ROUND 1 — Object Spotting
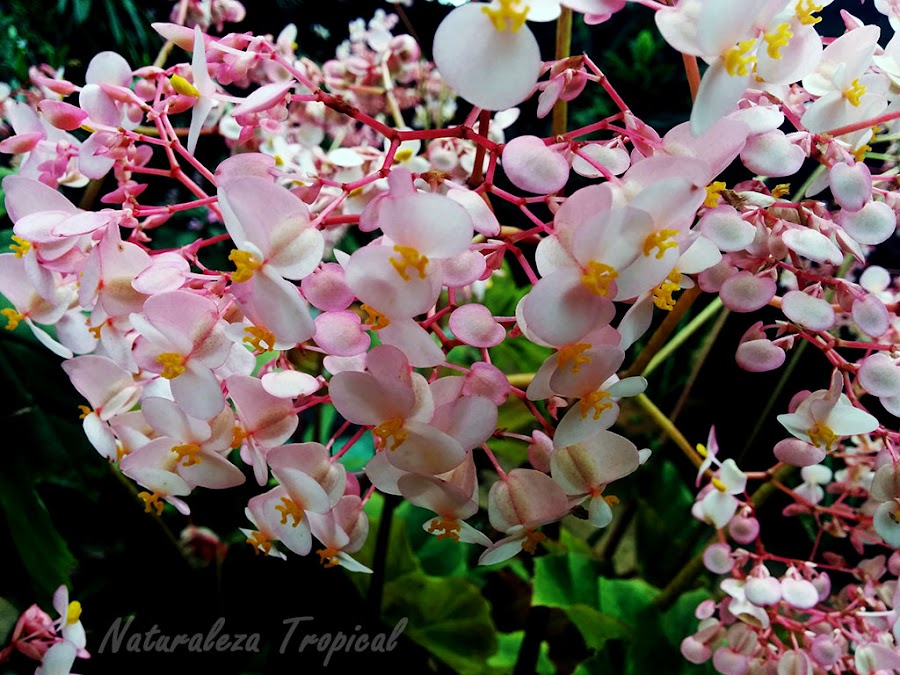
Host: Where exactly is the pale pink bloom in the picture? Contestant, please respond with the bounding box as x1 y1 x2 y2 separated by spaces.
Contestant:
329 345 466 475
131 291 231 420
307 495 372 572
0 253 75 358
479 468 570 565
78 224 151 319
551 429 640 527
268 443 347 510
141 396 235 455
655 0 771 134
778 370 879 452
433 1 542 111
242 486 309 558
870 462 900 547
429 377 499 453
79 51 141 129
801 25 886 135
227 374 299 485
218 175 322 346
521 199 649 345
397 452 492 546
62 355 142 460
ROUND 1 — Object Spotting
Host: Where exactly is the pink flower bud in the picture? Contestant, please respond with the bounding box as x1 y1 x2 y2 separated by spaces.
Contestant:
728 515 759 544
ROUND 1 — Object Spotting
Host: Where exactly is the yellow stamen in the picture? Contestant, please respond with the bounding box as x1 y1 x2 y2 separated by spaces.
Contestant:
763 23 792 60
521 530 546 554
603 494 620 507
389 245 429 281
711 477 728 492
87 321 104 339
557 343 592 374
373 418 408 451
394 148 414 163
704 181 727 208
427 517 461 542
579 390 613 420
138 491 164 516
796 0 822 25
246 530 272 555
581 261 618 296
361 303 391 330
78 405 92 420
317 547 341 568
643 229 679 260
229 249 261 283
653 269 683 311
116 441 127 462
807 422 837 450
232 425 248 448
696 443 708 458
844 79 866 107
1 308 24 331
723 40 757 77
66 601 82 625
172 443 203 467
482 0 530 32
10 235 31 258
170 74 200 97
156 352 186 379
274 497 304 527
853 144 872 162
243 325 276 352
771 183 791 199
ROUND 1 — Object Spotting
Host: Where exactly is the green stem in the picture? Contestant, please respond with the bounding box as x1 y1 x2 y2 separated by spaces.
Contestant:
670 306 731 423
643 297 724 378
552 7 573 137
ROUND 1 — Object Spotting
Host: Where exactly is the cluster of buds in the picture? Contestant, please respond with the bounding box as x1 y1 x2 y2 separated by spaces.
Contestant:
0 0 899 670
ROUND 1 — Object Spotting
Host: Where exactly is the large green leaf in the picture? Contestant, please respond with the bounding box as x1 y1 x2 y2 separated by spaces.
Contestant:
533 554 630 653
382 572 497 675
0 447 75 597
487 631 555 674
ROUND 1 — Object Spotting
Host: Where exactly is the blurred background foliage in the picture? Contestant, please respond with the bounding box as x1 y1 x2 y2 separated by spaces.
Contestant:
0 1 888 674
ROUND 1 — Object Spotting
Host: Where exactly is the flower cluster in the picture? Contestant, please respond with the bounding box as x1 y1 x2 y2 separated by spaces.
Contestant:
1 0 899 671
0 586 87 675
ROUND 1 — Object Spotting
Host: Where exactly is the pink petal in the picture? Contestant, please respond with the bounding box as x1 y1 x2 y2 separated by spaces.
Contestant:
502 135 569 194
838 200 896 246
736 339 785 373
781 291 835 331
449 304 506 348
830 162 871 212
852 293 889 337
432 4 541 111
719 272 776 312
313 310 370 356
488 468 569 532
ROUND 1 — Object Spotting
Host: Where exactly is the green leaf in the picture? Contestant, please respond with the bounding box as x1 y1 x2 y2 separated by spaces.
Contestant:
597 577 659 628
661 588 712 649
533 554 630 653
0 448 75 597
564 604 630 651
487 631 555 674
0 597 21 645
382 572 497 675
533 553 603 609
